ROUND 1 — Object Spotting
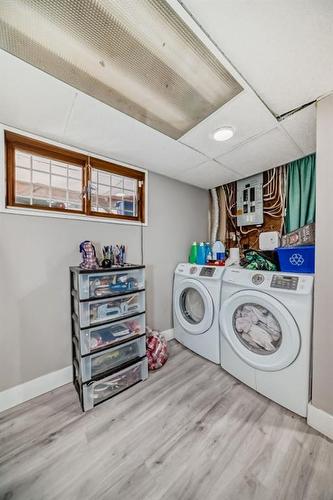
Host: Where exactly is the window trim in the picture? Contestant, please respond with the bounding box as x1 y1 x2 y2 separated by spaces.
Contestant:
87 156 145 222
5 130 146 223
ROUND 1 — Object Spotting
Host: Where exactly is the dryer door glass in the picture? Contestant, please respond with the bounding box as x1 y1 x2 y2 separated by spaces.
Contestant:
180 288 205 324
232 303 282 355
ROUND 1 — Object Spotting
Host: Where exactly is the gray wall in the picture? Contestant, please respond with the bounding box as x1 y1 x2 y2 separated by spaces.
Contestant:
0 172 208 391
311 95 333 415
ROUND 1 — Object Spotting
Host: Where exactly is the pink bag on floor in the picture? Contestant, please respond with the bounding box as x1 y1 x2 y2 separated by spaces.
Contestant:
146 327 168 370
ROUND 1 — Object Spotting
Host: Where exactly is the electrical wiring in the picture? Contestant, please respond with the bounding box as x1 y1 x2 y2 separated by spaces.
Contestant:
263 169 276 199
263 169 274 189
239 226 259 235
264 167 284 216
264 170 275 196
246 233 261 251
223 185 237 224
223 183 241 246
219 164 288 252
264 170 278 202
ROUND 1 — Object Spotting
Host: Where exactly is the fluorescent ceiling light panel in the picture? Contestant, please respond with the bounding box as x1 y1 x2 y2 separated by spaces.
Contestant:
0 0 243 139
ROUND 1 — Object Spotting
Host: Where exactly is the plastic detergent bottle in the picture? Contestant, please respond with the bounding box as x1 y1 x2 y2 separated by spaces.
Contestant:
205 242 212 263
189 242 198 264
196 242 206 265
212 240 225 261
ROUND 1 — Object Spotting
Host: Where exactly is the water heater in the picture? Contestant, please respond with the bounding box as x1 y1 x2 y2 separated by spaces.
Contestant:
236 173 263 226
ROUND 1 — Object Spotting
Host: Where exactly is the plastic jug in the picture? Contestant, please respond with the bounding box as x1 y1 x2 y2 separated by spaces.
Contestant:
196 242 206 265
189 242 198 264
212 240 225 261
205 242 212 263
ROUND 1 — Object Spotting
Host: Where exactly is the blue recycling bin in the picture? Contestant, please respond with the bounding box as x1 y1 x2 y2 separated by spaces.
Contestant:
276 245 315 274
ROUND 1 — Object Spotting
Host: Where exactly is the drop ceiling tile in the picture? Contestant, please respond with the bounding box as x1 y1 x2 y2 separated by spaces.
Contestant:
177 159 239 188
64 91 207 177
181 0 333 115
179 91 276 158
217 127 303 178
0 50 76 138
280 104 316 156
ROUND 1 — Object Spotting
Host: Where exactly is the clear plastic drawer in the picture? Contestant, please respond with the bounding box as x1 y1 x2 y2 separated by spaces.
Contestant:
82 358 148 411
73 291 145 328
74 336 146 382
73 268 145 300
73 313 145 355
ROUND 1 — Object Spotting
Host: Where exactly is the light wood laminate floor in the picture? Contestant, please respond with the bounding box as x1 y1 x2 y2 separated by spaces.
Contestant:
1 340 333 500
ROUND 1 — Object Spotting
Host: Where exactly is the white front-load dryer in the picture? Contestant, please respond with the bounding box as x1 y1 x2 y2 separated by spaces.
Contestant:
173 263 225 364
219 268 314 416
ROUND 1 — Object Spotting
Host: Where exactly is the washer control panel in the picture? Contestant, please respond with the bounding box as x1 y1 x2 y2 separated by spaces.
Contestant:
199 266 216 277
271 274 299 290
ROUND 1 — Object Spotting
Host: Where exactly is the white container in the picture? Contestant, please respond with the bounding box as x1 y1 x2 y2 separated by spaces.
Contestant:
73 313 145 355
74 336 146 382
225 247 240 267
74 291 145 328
259 231 280 250
212 240 226 260
72 268 145 300
80 358 148 411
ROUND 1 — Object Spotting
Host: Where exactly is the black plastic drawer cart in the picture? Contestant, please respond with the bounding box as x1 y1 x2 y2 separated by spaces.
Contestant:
70 265 148 411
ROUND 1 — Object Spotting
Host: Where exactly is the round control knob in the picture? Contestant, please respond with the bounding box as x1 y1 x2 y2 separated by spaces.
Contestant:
252 273 265 285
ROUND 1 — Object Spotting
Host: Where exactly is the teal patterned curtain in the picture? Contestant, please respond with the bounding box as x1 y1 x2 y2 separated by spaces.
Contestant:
285 154 316 233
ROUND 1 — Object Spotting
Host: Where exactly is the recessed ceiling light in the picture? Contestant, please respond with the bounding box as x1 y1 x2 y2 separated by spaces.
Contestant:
212 127 235 141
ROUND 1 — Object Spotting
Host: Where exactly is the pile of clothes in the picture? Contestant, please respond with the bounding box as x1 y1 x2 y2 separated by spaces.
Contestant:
241 250 277 271
234 303 281 353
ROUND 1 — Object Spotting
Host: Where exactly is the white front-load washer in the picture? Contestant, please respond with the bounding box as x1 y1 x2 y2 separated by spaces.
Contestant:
173 263 225 364
219 268 314 416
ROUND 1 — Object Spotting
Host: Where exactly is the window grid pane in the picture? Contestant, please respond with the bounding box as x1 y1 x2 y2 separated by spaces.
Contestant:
14 150 83 211
91 167 138 217
8 133 144 222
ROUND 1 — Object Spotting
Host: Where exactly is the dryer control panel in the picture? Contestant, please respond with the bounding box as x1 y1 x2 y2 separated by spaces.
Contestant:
175 263 224 280
271 274 299 290
199 267 216 277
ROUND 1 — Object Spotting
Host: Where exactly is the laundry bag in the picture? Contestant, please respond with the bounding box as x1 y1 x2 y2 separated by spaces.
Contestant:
146 327 168 370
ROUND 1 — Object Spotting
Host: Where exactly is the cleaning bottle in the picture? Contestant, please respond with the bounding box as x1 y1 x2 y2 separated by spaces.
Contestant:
205 242 212 263
189 242 198 264
196 242 206 265
212 240 226 261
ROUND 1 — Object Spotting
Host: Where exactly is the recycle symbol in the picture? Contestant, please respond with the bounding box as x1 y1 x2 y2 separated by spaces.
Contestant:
289 253 304 266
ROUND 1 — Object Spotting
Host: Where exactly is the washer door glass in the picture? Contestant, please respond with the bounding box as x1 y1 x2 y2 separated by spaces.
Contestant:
233 303 282 355
180 287 205 324
220 290 300 371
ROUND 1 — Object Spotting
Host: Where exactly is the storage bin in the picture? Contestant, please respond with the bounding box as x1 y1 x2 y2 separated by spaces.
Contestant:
73 313 146 355
72 267 145 300
81 358 148 411
74 336 146 382
74 290 145 328
276 245 315 274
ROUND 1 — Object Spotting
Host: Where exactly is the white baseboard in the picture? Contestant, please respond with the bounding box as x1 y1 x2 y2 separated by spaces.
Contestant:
162 328 174 341
308 402 333 440
0 366 72 413
1 330 175 413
